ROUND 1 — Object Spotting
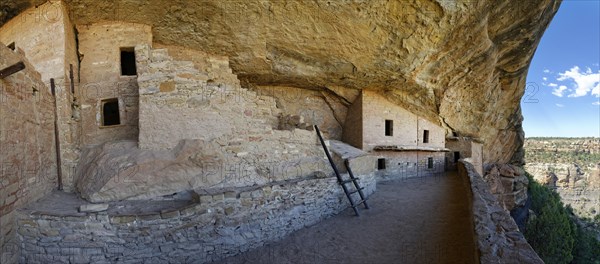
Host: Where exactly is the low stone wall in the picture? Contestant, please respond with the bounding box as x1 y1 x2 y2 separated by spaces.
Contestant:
17 173 376 264
374 151 446 182
458 159 542 264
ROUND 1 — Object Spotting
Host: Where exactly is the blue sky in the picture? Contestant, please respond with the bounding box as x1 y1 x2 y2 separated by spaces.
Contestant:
522 0 600 137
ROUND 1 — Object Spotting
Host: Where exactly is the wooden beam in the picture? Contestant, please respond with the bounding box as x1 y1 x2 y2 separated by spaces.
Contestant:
0 61 25 79
51 78 64 191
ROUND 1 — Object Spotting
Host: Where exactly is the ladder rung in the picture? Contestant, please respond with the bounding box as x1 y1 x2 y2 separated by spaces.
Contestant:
352 199 367 208
348 187 364 195
340 178 359 184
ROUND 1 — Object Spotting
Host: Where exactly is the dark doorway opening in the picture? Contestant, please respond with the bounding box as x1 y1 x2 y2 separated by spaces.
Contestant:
377 158 386 170
454 152 460 162
385 120 393 136
427 157 434 169
423 130 429 143
120 48 137 76
102 98 121 126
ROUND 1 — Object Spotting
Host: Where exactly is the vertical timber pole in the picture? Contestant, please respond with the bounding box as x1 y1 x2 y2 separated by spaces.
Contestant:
51 79 63 190
69 64 75 95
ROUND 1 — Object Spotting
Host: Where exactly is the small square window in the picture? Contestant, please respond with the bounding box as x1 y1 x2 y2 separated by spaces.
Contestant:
385 120 393 136
101 98 121 126
427 157 434 169
120 48 137 76
377 158 386 170
423 130 429 143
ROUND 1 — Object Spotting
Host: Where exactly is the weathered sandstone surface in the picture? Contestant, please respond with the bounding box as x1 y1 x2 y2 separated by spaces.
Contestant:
0 0 561 164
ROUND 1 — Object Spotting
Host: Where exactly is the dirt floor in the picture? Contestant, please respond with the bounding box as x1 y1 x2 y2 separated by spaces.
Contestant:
214 172 479 264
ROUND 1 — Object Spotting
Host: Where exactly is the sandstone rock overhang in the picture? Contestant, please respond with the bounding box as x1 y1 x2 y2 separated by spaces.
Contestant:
0 0 561 164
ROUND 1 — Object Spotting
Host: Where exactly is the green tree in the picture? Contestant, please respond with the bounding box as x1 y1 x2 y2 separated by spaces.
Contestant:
525 196 576 263
572 224 600 264
524 171 600 263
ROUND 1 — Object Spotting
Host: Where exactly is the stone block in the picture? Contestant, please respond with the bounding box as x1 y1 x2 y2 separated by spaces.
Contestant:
212 194 224 201
224 207 235 215
224 191 237 199
60 247 82 255
137 214 161 221
160 210 180 219
70 254 90 264
251 190 263 199
110 216 137 224
39 228 60 237
159 81 175 92
79 204 109 213
200 196 213 204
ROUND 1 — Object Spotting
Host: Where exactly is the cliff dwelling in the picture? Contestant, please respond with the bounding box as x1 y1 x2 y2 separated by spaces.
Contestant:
0 0 561 263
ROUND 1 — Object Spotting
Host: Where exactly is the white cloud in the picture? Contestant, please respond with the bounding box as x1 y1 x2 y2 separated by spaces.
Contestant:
543 77 548 81
556 66 600 97
555 103 564 108
552 85 568 97
592 83 599 97
543 69 551 73
547 83 558 87
593 101 600 106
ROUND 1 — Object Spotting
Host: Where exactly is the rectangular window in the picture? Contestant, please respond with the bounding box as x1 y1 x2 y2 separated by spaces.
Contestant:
427 157 434 169
385 120 393 136
454 152 460 162
423 130 429 143
7 42 15 51
101 98 121 126
377 158 386 170
120 48 137 76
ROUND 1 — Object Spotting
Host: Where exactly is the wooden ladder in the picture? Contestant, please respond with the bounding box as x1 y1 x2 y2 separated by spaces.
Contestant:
314 125 369 216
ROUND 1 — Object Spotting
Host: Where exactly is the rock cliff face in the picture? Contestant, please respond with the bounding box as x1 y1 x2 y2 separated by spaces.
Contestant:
525 138 600 219
482 163 529 211
1 0 561 164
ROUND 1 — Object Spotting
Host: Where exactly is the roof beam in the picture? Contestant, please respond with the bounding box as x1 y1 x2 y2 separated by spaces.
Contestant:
0 61 25 79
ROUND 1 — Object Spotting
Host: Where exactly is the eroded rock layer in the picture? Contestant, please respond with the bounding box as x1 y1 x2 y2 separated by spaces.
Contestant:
1 0 561 164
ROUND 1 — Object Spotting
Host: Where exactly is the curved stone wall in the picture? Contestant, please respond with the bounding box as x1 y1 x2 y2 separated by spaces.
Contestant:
16 173 375 263
458 159 542 263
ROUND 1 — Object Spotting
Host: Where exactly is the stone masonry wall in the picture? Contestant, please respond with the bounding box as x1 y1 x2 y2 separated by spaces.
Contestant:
342 91 363 149
59 0 82 192
359 90 445 151
0 45 58 264
18 174 376 264
137 43 275 150
74 43 354 203
253 85 347 140
445 138 484 175
374 151 446 182
0 1 69 82
77 22 152 146
458 159 542 263
0 0 80 192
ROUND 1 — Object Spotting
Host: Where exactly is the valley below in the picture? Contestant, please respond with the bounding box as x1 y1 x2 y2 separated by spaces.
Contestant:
524 137 600 236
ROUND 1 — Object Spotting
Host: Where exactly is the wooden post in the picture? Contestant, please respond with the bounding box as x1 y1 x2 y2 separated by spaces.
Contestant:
0 61 25 79
69 64 75 95
51 79 63 190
